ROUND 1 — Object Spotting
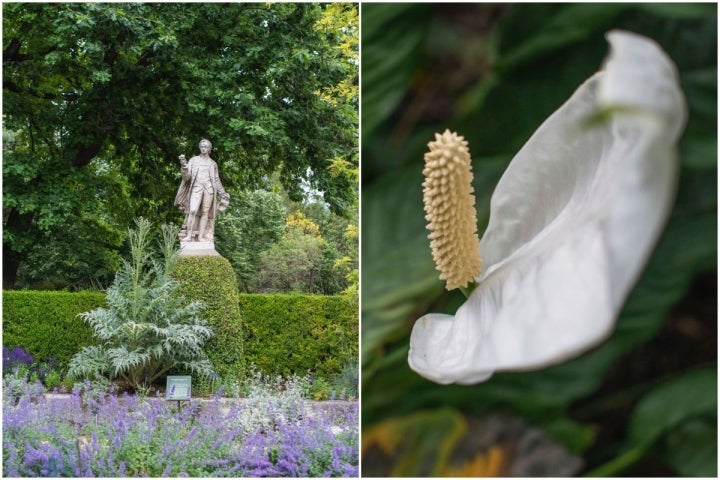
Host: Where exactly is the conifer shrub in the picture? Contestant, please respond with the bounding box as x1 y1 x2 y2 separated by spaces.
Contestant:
173 255 245 384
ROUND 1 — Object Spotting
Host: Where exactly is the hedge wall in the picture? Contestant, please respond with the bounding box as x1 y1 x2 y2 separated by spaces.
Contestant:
2 290 101 371
3 290 358 379
173 256 245 382
240 293 358 378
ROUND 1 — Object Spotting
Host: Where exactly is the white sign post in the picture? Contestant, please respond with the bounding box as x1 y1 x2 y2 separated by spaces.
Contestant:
166 376 192 411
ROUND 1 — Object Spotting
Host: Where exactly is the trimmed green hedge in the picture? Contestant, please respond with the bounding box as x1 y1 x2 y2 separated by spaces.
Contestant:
240 293 358 378
2 290 101 370
3 289 358 379
173 256 245 382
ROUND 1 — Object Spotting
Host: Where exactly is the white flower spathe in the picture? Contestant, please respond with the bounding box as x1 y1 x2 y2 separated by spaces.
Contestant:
408 30 687 385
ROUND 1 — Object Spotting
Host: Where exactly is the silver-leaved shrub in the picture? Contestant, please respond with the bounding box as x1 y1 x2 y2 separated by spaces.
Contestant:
230 368 310 433
67 218 214 391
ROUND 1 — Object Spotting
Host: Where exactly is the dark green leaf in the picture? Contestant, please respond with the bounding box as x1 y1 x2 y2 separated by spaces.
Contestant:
628 367 717 447
663 418 718 477
361 3 431 141
637 3 718 20
495 4 629 71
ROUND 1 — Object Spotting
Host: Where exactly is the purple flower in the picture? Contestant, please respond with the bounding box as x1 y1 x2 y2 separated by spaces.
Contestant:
3 346 35 373
3 375 358 477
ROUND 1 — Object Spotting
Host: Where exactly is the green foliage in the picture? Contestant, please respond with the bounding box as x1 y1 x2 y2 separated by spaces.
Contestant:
2 290 102 371
2 348 68 394
255 228 325 294
338 224 359 298
331 359 359 399
240 293 358 379
3 289 356 388
43 370 62 391
3 155 127 290
3 2 358 289
67 219 214 390
303 202 359 297
215 186 358 296
361 3 430 144
361 3 716 477
662 418 717 477
173 255 245 385
307 376 334 401
317 241 347 295
215 189 287 292
588 367 717 477
251 207 356 295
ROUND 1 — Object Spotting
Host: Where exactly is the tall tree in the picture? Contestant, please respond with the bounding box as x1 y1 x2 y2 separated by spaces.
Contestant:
3 3 358 288
214 189 287 293
254 215 326 294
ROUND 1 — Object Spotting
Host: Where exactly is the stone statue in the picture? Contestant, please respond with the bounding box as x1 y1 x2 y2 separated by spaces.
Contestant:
174 138 230 244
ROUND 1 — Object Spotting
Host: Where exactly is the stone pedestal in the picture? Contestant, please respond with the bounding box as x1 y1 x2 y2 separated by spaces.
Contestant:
179 240 220 257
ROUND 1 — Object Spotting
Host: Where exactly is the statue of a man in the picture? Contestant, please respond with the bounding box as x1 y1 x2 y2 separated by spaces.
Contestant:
174 138 230 242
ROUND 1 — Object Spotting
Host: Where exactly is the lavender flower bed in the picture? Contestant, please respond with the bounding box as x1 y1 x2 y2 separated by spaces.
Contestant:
3 379 358 477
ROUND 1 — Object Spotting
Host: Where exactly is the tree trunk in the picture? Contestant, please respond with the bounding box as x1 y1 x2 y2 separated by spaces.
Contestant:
3 207 30 289
3 243 20 290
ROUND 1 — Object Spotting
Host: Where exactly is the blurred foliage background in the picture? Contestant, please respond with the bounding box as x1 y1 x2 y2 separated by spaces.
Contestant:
361 3 716 477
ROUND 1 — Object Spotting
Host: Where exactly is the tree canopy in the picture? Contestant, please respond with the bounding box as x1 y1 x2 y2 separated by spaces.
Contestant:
3 2 358 289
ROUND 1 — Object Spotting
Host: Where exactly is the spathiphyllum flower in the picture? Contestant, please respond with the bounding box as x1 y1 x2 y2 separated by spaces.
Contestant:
409 30 687 385
423 130 482 291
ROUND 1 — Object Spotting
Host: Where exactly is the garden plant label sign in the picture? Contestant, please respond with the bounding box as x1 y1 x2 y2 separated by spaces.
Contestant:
166 376 192 401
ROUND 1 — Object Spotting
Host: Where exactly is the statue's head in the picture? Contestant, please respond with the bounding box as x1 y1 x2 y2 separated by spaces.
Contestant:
199 138 212 152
